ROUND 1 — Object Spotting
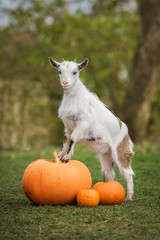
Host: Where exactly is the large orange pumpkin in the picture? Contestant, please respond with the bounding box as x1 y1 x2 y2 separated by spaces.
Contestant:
77 189 99 207
22 152 92 205
92 181 125 205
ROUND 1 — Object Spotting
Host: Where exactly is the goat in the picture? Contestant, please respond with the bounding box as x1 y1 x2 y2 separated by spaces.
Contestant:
49 57 134 200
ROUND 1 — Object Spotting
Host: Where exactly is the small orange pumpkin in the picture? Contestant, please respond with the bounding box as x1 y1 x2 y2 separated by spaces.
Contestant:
77 189 100 207
92 181 125 205
22 152 92 205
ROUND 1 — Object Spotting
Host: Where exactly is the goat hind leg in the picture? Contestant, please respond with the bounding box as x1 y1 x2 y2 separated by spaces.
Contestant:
118 164 134 200
99 152 115 182
116 135 135 200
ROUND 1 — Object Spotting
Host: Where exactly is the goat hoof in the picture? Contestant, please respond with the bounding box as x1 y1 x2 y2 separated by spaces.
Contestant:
61 157 69 163
126 193 134 201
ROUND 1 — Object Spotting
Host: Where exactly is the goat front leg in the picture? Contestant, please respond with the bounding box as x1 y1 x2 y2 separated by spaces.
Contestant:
58 131 70 160
61 139 75 163
61 125 84 162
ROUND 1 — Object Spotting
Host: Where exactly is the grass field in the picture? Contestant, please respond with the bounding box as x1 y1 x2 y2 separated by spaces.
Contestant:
0 142 160 240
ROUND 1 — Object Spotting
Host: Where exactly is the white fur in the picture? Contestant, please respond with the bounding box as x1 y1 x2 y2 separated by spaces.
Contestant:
49 58 134 200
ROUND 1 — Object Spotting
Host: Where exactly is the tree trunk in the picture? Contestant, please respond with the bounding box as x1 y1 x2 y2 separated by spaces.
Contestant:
122 0 160 142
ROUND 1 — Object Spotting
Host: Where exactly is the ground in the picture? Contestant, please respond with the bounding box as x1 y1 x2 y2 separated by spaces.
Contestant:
0 142 160 240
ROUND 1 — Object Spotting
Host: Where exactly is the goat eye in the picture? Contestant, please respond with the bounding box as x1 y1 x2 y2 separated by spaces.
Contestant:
73 71 77 75
59 71 61 74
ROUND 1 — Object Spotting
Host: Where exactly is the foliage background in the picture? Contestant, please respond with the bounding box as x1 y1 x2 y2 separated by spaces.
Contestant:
0 0 159 150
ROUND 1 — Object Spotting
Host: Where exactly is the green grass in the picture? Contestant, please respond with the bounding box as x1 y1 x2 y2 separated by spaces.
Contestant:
0 143 160 240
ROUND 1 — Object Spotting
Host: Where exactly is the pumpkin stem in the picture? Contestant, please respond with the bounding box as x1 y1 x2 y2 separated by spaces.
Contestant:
53 151 59 163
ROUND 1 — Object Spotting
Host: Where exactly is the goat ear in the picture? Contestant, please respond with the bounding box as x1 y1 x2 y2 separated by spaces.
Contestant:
49 57 60 69
78 58 89 71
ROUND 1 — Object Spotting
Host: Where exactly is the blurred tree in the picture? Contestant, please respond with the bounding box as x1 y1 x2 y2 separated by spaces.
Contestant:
5 0 159 149
0 0 66 149
90 0 140 108
121 0 160 142
0 0 139 149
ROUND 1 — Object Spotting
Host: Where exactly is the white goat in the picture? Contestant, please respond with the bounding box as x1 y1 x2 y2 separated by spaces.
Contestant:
49 58 134 200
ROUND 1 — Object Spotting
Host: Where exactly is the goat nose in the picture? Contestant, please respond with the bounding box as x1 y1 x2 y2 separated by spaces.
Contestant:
63 81 68 85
